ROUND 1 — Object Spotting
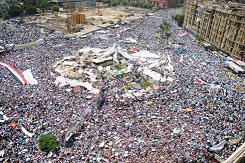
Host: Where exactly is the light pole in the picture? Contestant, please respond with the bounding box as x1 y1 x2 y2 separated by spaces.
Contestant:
97 0 100 15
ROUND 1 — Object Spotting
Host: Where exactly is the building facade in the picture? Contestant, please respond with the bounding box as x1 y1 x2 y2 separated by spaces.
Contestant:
128 0 168 8
50 0 96 8
184 1 245 59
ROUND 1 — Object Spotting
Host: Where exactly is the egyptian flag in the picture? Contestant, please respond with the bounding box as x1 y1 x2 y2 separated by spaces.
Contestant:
0 61 27 85
196 78 207 84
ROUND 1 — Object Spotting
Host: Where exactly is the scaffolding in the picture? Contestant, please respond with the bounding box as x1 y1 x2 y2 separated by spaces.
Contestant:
66 0 86 33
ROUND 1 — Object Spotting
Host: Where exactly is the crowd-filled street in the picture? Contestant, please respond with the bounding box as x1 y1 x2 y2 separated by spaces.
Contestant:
0 8 244 162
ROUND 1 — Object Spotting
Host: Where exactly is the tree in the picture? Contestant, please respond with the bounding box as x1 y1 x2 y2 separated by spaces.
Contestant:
37 0 49 12
174 14 185 27
8 5 23 17
52 5 59 12
166 32 172 40
21 0 49 12
169 0 184 8
24 5 38 15
21 0 37 6
38 133 60 152
159 21 172 42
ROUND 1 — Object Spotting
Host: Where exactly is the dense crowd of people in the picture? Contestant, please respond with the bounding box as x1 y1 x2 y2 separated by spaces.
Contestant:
0 8 244 162
0 18 51 45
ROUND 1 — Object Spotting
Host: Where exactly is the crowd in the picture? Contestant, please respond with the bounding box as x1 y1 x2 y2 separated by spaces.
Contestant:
0 8 244 162
0 18 51 45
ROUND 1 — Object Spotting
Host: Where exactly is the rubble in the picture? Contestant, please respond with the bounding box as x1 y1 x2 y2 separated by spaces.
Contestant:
53 44 174 97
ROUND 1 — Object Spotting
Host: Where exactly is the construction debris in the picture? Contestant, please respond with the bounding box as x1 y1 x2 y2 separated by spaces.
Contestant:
53 44 174 97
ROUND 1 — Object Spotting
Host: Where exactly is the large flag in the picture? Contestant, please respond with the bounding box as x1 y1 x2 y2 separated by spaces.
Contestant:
0 61 27 85
195 78 207 84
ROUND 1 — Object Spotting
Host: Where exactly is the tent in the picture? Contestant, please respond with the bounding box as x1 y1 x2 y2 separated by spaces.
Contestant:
225 61 245 74
4 44 15 51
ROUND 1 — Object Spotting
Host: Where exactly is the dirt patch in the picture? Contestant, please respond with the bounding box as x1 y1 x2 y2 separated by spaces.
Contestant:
25 6 148 35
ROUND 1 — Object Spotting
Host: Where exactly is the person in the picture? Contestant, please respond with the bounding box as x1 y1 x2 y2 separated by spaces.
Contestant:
96 88 106 110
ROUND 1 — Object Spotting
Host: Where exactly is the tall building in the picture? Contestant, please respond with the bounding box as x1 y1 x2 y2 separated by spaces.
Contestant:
0 0 18 15
184 0 245 59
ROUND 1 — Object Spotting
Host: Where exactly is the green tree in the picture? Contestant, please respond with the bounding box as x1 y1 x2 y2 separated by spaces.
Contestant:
21 0 49 12
8 5 23 16
52 5 59 12
169 0 184 8
37 0 49 12
38 133 60 152
24 5 38 15
21 0 37 6
159 21 172 42
174 14 185 27
166 32 172 40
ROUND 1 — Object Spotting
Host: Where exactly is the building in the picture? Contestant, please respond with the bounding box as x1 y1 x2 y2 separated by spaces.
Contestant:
50 0 96 8
0 0 18 15
128 0 184 8
184 0 245 59
128 0 167 8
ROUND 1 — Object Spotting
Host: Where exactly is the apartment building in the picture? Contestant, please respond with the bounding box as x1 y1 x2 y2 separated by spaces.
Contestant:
184 1 245 58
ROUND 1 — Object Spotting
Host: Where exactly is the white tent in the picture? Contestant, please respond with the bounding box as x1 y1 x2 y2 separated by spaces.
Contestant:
225 61 245 74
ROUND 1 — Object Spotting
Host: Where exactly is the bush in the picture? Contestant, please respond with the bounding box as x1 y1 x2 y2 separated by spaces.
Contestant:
8 5 23 17
130 2 153 9
140 81 152 88
115 64 124 70
52 5 59 12
20 4 38 15
25 5 38 15
38 133 60 152
173 14 185 27
209 45 217 51
169 0 184 8
139 3 144 8
196 35 204 43
80 24 84 30
145 3 154 9
121 0 128 5
37 0 49 12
